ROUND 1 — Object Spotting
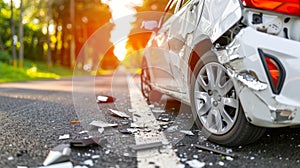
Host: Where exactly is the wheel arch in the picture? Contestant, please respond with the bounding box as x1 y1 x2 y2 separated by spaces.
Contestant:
188 38 215 83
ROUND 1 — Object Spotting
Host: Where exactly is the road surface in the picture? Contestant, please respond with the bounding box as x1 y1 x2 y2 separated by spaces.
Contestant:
0 67 300 167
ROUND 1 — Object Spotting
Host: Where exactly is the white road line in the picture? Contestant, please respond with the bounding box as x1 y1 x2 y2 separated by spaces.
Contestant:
127 75 182 168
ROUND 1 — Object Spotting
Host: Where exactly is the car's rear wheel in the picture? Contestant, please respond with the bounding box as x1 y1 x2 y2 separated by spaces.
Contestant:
190 52 265 146
141 57 153 101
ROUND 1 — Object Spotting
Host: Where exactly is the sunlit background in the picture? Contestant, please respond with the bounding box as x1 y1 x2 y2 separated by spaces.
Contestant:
0 0 168 81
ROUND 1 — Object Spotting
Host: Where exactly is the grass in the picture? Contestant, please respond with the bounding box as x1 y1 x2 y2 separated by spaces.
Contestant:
0 60 73 83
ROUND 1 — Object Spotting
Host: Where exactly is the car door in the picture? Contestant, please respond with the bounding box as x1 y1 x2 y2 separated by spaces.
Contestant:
144 0 183 92
167 0 204 93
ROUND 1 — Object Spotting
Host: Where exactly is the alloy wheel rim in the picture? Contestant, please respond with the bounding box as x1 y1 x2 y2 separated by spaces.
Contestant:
194 62 238 135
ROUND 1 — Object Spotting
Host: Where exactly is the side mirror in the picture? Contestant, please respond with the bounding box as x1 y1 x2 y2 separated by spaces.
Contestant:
140 20 158 31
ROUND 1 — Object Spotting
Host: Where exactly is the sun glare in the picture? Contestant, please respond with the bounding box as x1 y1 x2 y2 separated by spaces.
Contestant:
114 40 128 61
102 0 143 62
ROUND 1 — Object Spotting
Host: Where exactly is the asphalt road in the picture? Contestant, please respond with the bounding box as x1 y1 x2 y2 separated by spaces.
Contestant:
0 67 299 168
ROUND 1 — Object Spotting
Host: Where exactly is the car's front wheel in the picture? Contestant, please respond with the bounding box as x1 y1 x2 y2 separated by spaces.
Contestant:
190 52 265 146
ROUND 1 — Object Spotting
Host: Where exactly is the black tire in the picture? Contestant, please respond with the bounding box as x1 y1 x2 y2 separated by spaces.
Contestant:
141 57 152 101
190 51 265 146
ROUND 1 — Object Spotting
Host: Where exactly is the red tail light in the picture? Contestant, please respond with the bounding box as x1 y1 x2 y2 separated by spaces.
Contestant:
259 49 285 94
265 57 280 87
242 0 300 16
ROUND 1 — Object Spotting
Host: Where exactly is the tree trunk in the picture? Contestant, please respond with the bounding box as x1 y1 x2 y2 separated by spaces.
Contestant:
19 0 24 68
46 0 52 69
10 0 17 67
70 0 75 68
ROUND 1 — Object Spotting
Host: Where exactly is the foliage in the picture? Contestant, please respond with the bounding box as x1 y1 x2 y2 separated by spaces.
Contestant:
0 60 73 83
0 51 12 64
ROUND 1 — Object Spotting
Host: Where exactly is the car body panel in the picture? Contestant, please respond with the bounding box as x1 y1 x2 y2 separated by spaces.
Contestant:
143 0 300 128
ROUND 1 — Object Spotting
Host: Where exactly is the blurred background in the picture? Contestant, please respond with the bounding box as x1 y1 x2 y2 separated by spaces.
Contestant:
0 0 169 82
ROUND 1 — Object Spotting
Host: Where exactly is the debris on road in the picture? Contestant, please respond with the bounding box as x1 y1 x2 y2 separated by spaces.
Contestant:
7 156 14 160
149 104 155 108
79 131 88 134
98 127 104 134
180 130 195 136
59 134 70 140
108 109 130 118
83 159 94 167
130 123 144 128
43 144 71 166
157 114 171 122
218 161 225 166
39 162 73 168
17 150 28 157
70 120 80 125
152 108 166 113
91 155 100 159
226 156 234 161
194 144 236 158
166 125 178 133
70 137 101 148
186 159 205 168
128 109 136 113
89 120 118 128
96 95 115 103
129 142 163 151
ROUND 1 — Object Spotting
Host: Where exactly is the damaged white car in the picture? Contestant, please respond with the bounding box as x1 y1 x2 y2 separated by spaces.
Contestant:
141 0 300 146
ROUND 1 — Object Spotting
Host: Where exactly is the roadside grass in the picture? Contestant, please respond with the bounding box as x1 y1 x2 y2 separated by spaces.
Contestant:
0 60 73 83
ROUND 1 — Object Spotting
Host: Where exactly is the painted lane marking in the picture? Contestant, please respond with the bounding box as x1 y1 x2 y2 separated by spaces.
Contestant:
127 75 182 168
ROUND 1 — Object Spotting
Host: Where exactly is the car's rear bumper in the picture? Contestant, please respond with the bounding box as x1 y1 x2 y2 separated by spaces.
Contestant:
216 27 300 127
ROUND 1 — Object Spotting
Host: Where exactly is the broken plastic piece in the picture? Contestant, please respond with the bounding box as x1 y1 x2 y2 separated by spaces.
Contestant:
89 120 118 128
70 120 80 125
194 144 236 158
70 137 101 148
43 144 71 166
39 162 73 168
96 95 115 103
186 159 205 168
58 134 70 140
129 142 163 151
109 109 130 118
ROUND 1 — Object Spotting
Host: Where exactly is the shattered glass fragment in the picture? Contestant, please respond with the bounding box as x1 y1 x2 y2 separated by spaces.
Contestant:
58 134 70 140
166 126 178 133
180 130 195 136
109 109 130 118
186 159 205 168
83 159 94 166
98 127 104 134
43 144 71 166
152 108 165 113
90 120 118 128
91 155 100 159
70 137 101 148
7 156 14 160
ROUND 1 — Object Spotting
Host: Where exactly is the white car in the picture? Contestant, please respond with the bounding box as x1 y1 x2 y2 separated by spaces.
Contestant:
141 0 300 146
